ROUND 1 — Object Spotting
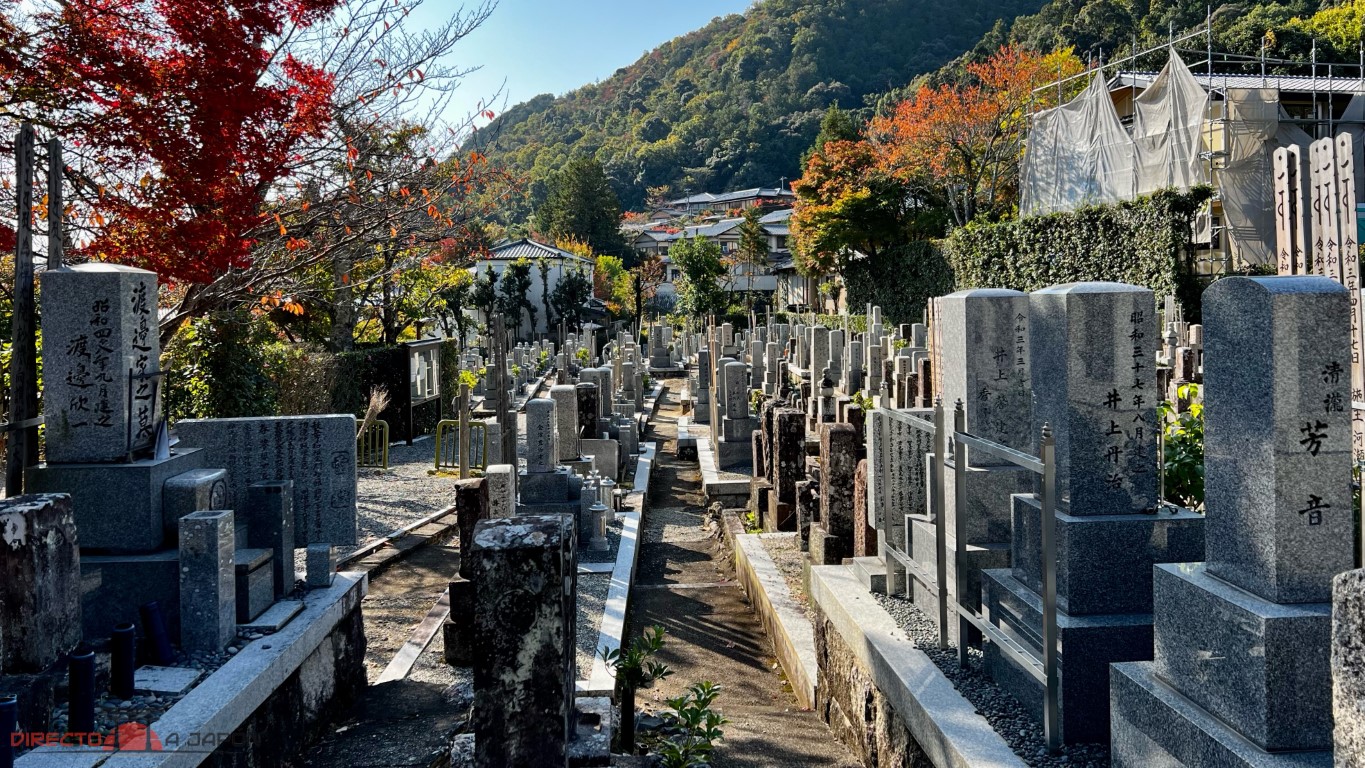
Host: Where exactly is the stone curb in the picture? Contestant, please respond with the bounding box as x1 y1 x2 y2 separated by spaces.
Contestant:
18 572 369 767
809 564 1027 768
694 425 749 506
577 438 655 699
718 512 818 710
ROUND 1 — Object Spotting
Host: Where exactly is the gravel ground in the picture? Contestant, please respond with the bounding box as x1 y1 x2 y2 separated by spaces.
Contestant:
872 591 1110 768
353 438 458 552
581 517 625 564
755 533 814 621
576 573 612 679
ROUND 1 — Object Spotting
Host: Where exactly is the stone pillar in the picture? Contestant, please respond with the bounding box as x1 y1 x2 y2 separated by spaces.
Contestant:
471 515 576 768
41 264 161 463
576 382 599 440
810 423 857 565
550 385 580 462
1335 570 1365 763
809 326 830 385
525 399 558 473
485 464 516 518
750 340 765 390
1113 275 1349 764
247 480 294 599
455 478 489 580
0 494 80 672
852 460 875 557
178 510 235 653
724 361 749 420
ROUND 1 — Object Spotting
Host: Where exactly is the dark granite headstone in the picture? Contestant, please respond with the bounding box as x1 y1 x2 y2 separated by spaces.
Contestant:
246 480 294 599
0 495 80 673
470 515 576 768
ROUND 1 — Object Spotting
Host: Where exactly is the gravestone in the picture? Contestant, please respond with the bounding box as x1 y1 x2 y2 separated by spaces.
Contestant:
1111 275 1347 766
247 480 294 599
175 415 358 546
765 409 805 532
550 385 581 463
470 515 576 768
982 282 1204 743
485 464 516 518
868 407 934 599
810 424 857 565
0 494 80 672
41 264 161 464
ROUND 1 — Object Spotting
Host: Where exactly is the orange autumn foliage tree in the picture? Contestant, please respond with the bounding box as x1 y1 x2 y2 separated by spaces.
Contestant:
869 45 1083 226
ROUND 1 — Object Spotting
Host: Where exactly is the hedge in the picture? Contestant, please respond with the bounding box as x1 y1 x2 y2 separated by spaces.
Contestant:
943 187 1213 302
843 241 955 327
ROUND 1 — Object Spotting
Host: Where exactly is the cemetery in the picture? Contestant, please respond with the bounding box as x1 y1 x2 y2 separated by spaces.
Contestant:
9 22 1365 768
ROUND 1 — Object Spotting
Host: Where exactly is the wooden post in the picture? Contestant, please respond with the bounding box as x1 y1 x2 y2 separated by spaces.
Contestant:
6 124 38 496
46 139 62 271
1336 132 1364 464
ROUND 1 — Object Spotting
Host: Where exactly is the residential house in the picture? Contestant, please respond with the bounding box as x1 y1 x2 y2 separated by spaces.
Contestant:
468 239 595 338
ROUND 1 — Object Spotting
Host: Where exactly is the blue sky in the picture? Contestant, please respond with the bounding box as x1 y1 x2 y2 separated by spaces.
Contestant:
413 0 754 122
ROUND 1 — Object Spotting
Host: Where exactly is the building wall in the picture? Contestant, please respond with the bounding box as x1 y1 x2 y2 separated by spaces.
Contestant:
471 257 594 338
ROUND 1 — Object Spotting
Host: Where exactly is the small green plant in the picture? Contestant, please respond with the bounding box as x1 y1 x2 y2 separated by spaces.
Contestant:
851 389 875 412
576 347 590 365
749 387 764 412
892 338 908 351
602 625 672 754
642 373 653 390
647 681 727 768
458 369 478 391
742 509 760 533
1159 382 1204 510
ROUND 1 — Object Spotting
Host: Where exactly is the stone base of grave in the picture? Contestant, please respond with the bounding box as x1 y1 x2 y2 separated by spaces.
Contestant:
562 458 594 477
0 669 60 737
566 696 615 767
81 549 181 641
808 524 848 566
1150 563 1332 751
1109 662 1333 768
519 468 583 506
716 418 758 471
940 462 1029 545
906 516 1008 645
27 449 207 551
17 573 367 768
1010 495 1206 615
981 568 1156 744
443 578 476 665
764 495 795 532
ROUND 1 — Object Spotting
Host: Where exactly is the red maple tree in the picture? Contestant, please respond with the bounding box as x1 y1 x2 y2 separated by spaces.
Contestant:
9 0 340 283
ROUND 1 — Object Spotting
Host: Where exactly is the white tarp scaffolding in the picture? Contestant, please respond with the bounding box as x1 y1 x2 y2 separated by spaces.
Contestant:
1018 49 1347 265
1021 51 1210 217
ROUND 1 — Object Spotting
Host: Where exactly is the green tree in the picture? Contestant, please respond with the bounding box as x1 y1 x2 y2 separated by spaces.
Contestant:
802 103 861 165
736 207 770 313
535 156 630 259
671 236 729 319
496 258 537 339
472 268 498 320
550 267 594 330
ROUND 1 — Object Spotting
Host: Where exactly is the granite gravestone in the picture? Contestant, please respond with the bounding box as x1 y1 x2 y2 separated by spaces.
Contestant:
41 264 161 464
470 515 576 768
981 282 1205 743
1111 276 1347 766
178 510 235 653
176 415 358 547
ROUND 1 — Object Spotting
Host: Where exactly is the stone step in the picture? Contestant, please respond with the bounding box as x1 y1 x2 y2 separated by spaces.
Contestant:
849 556 887 594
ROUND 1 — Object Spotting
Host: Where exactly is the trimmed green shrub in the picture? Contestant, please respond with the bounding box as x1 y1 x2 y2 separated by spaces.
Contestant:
843 241 955 326
163 310 278 421
944 188 1213 300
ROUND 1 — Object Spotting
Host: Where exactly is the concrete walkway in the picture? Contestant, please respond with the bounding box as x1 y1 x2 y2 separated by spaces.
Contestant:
631 382 860 768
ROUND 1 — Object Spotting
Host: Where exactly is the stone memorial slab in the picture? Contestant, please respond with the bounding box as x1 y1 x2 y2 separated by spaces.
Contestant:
1029 282 1157 515
550 385 581 462
41 264 161 464
485 464 516 517
175 415 358 546
246 480 294 599
1203 275 1353 603
524 399 558 474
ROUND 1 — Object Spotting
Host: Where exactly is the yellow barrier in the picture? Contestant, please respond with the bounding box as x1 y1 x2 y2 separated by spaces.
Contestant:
357 420 389 469
434 419 488 472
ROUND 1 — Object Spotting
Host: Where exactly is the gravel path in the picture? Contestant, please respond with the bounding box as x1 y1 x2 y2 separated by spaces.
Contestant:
872 591 1110 768
353 439 457 552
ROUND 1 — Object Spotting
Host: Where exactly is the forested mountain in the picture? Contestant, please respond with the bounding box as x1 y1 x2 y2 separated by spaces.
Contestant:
467 0 1047 213
471 0 1353 217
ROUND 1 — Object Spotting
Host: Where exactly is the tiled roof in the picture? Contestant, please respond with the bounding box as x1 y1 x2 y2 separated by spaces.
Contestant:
1112 71 1365 93
486 239 593 263
759 208 794 223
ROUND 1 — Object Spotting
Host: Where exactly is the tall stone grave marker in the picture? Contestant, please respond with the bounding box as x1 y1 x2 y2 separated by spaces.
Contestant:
1111 275 1348 766
982 282 1204 743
